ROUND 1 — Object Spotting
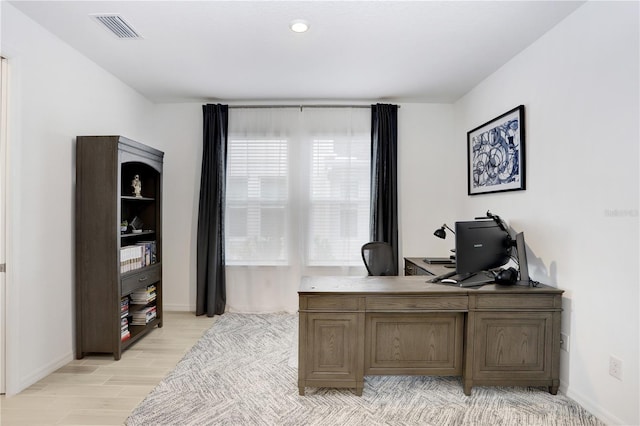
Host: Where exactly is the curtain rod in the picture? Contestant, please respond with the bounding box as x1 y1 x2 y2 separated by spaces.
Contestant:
226 104 399 109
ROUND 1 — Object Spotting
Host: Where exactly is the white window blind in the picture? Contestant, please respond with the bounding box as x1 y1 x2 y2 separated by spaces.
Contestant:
307 137 370 265
226 139 289 264
226 107 370 267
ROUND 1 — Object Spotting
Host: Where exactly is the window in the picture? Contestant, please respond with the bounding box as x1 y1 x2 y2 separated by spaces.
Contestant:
226 139 289 263
307 137 370 265
226 107 370 268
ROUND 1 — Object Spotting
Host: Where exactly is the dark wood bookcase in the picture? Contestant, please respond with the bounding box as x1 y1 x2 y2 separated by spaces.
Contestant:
75 135 164 360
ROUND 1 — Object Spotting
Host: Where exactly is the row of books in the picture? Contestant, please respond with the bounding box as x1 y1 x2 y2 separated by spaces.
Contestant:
121 317 130 341
121 283 158 340
120 241 157 273
121 297 131 341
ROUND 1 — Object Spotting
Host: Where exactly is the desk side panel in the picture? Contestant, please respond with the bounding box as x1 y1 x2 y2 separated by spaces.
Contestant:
299 295 365 395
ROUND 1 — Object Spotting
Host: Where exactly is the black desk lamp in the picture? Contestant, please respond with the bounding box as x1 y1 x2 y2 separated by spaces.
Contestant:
425 223 456 265
434 224 455 239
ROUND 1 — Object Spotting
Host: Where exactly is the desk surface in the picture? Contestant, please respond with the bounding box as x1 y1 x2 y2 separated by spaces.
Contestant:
299 275 562 295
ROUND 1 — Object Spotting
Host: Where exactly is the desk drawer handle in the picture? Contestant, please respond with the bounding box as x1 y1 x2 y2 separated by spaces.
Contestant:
138 276 148 282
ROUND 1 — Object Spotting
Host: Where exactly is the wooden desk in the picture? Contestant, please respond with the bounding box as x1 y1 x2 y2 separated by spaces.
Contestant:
404 257 453 276
298 275 563 396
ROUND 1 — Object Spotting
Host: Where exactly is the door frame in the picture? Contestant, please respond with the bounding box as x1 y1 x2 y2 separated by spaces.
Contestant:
0 55 8 394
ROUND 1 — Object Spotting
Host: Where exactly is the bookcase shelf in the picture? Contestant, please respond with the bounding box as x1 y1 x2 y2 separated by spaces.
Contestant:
75 135 164 360
121 196 155 201
121 230 156 238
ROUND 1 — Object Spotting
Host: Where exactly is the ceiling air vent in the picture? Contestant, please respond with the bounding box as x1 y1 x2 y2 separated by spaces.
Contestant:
91 14 142 39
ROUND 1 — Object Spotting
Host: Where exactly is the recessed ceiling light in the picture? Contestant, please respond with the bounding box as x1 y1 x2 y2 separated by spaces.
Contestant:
289 19 309 33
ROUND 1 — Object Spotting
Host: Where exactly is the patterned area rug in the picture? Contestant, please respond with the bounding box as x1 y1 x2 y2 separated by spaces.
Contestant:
126 313 603 426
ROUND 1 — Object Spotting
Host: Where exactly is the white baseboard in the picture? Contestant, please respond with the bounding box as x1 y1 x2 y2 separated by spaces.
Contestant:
10 351 73 396
163 304 193 312
562 384 624 425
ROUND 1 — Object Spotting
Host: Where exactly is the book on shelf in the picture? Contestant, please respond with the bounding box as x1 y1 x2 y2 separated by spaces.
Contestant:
130 305 157 325
129 284 157 304
119 245 141 273
120 295 131 340
120 296 130 317
136 241 157 265
120 241 157 273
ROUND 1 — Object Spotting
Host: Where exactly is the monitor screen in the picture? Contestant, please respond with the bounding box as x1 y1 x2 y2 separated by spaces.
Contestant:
455 220 512 275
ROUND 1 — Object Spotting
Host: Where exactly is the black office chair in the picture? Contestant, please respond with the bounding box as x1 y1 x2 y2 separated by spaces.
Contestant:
361 242 398 276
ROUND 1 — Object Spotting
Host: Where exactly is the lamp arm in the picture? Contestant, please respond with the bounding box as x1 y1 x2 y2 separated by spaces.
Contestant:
443 224 455 234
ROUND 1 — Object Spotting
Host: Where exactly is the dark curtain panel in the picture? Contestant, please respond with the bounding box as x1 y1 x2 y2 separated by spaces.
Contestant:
196 104 228 316
370 103 399 275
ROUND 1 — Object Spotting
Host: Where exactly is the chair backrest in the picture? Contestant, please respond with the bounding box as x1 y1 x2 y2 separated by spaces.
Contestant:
361 242 397 276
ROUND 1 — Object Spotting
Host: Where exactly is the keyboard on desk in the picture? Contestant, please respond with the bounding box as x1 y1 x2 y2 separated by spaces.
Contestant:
428 270 495 287
427 270 456 283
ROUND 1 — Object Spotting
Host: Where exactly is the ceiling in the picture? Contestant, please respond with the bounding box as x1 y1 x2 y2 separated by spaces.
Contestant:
8 1 585 103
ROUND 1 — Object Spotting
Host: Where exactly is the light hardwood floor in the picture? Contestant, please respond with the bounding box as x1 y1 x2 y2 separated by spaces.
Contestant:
0 312 217 425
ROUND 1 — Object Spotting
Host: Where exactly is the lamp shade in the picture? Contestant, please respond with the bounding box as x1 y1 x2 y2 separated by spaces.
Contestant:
434 223 454 239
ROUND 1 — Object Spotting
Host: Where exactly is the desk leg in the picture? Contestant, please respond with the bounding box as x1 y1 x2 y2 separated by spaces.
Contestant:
549 381 559 395
463 381 472 396
463 309 475 397
298 310 307 397
355 381 363 396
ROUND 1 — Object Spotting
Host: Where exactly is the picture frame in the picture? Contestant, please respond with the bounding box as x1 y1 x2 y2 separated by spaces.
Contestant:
467 105 525 195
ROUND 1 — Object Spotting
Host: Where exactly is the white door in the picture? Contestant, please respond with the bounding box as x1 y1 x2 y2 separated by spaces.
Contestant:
0 56 8 394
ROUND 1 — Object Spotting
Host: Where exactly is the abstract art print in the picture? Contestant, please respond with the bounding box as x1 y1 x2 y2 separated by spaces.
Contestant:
467 105 525 195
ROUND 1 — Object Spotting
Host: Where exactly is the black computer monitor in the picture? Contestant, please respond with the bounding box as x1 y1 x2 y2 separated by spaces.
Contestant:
455 219 512 276
515 232 529 282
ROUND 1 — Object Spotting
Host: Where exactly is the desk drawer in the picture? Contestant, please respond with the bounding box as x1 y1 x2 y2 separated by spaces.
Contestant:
367 296 468 311
121 265 161 296
303 295 360 311
474 294 558 310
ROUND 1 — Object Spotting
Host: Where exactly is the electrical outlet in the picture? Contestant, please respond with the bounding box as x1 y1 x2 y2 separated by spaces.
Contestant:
609 355 622 380
560 333 569 352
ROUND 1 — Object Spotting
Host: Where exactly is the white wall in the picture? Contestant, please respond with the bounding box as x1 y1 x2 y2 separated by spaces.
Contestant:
397 103 462 260
1 3 155 395
149 103 202 311
453 2 639 425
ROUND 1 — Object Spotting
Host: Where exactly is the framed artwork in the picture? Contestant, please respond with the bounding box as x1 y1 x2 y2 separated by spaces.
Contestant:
467 105 525 195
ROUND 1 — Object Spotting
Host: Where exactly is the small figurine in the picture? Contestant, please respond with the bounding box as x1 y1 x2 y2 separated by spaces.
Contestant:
132 174 142 198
